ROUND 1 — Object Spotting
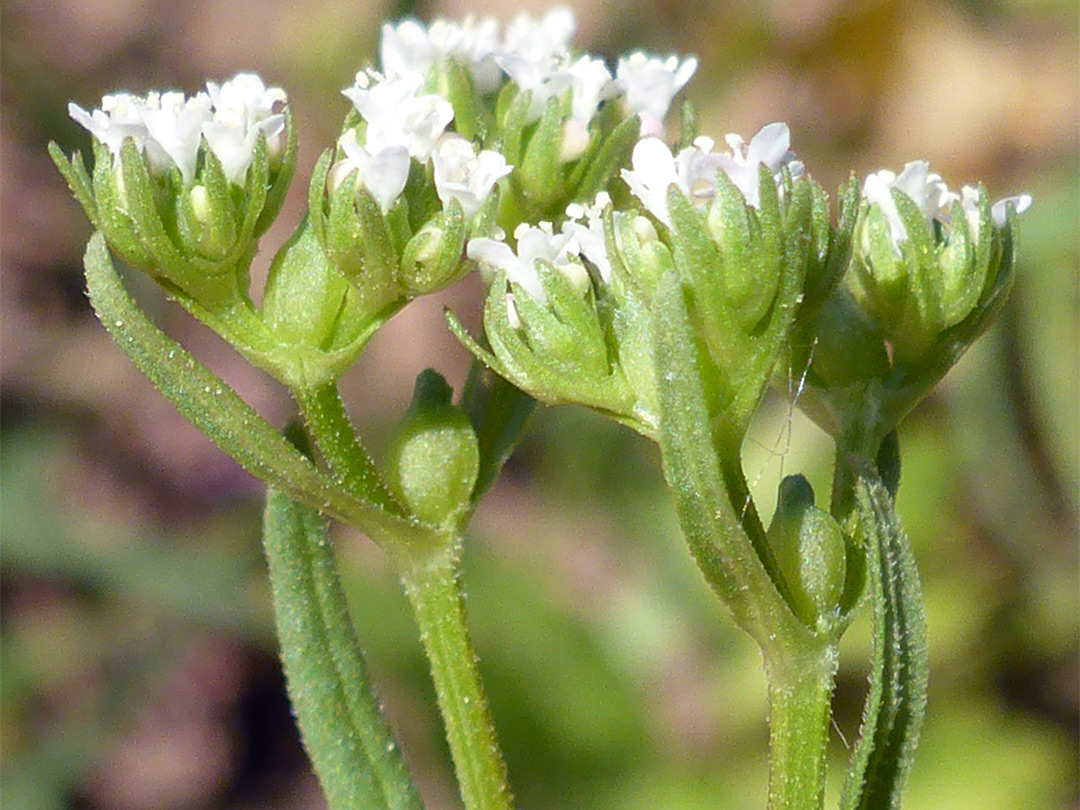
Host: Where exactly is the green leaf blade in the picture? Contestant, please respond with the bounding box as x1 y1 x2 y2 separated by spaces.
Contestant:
842 469 928 810
263 488 423 810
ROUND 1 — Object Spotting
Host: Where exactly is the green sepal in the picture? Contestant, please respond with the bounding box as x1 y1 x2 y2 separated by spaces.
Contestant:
677 100 698 150
308 148 333 247
800 174 859 325
91 139 154 269
841 468 928 810
381 370 480 528
49 141 99 228
179 146 238 261
443 57 487 142
569 112 641 204
118 139 189 272
255 104 298 238
399 198 467 295
325 175 401 316
610 211 673 305
263 487 423 810
528 262 609 376
519 94 567 208
496 86 533 168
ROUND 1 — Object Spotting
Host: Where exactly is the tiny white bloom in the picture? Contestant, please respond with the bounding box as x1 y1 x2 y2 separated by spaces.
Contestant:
201 73 287 185
330 128 411 213
431 135 513 219
863 160 954 250
502 7 576 66
716 122 802 209
467 221 581 304
615 52 698 137
342 70 454 161
563 192 614 282
68 92 151 155
621 136 724 227
380 16 502 91
140 90 213 184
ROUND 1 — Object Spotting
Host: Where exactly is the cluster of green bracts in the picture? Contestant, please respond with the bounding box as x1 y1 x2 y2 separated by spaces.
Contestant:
52 9 1028 809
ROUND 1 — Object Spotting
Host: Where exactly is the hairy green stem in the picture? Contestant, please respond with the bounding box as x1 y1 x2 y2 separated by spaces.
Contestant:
400 543 514 810
765 645 840 810
294 381 404 515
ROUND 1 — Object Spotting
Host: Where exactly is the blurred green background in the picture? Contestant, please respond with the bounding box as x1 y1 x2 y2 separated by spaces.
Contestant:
2 0 1077 807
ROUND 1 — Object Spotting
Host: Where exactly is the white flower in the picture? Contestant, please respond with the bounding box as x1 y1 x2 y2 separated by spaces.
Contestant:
380 16 502 91
621 136 725 227
563 192 613 282
329 128 411 213
342 70 454 161
69 90 213 184
138 90 212 184
502 7 576 66
467 221 581 304
863 160 955 250
496 8 578 121
615 52 697 138
201 73 287 185
716 122 802 209
431 135 513 218
68 92 151 155
954 185 1033 243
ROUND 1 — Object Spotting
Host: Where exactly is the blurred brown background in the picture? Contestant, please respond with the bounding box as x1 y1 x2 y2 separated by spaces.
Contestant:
2 0 1077 808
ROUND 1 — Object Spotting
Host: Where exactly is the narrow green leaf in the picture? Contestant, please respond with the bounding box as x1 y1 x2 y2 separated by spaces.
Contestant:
653 270 803 646
82 231 435 551
263 488 423 810
842 469 928 810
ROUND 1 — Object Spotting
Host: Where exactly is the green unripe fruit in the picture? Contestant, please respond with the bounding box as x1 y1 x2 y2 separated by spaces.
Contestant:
767 475 848 629
382 370 479 526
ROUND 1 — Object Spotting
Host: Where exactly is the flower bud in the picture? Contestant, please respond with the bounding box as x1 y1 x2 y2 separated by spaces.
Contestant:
766 475 848 629
381 370 479 526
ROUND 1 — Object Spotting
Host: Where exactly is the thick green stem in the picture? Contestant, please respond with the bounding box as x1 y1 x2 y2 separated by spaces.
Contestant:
400 544 514 810
765 645 840 810
294 381 404 516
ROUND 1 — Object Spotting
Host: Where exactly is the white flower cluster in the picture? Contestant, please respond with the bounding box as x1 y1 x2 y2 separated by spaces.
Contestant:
69 73 286 186
621 123 802 226
863 161 1033 252
332 7 697 214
